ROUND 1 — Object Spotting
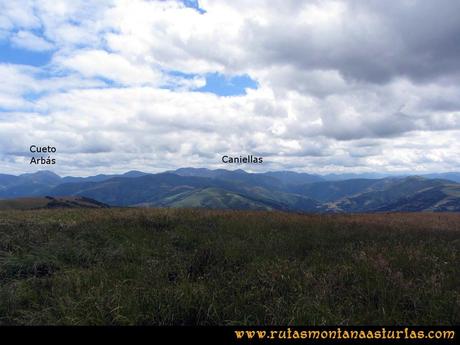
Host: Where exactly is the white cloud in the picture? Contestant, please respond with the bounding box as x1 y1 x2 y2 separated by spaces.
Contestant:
10 30 54 51
0 64 38 109
0 0 40 30
56 49 161 86
0 0 460 175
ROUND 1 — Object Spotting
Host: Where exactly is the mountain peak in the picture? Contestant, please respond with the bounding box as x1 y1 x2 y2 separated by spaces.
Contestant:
22 170 60 178
15 170 62 186
122 170 148 177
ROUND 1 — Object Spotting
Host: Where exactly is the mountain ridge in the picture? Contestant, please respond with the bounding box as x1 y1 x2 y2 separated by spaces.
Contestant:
1 169 460 212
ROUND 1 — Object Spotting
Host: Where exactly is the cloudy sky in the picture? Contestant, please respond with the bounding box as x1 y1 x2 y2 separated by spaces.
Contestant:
1 0 459 176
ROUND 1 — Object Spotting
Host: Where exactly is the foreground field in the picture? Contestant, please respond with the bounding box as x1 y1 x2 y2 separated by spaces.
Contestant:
0 209 459 325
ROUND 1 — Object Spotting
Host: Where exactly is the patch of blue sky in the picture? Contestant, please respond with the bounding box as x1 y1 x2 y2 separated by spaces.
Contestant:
0 104 12 112
23 90 48 102
0 26 55 66
0 42 53 66
195 73 258 96
90 76 118 87
181 0 206 14
168 70 196 79
162 71 258 96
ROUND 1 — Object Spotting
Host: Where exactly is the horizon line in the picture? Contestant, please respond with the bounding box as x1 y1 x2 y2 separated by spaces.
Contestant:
3 167 460 179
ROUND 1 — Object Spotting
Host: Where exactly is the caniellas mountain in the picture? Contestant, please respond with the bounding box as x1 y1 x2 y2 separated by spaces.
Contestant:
0 169 459 212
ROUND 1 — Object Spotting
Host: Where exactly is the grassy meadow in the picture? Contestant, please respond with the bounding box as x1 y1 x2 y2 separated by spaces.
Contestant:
0 208 458 325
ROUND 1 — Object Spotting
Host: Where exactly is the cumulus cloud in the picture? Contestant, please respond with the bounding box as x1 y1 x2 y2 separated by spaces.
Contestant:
0 0 459 175
56 49 162 86
0 0 40 30
10 30 54 51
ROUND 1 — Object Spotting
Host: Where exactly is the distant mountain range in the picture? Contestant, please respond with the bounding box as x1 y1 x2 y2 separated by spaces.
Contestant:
1 168 460 212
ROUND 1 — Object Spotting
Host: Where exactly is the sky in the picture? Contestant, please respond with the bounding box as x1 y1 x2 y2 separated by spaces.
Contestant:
0 0 459 176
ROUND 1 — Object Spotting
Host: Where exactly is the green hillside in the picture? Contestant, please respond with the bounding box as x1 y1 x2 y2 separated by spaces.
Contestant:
332 178 460 212
133 187 275 210
382 184 460 212
158 187 274 210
